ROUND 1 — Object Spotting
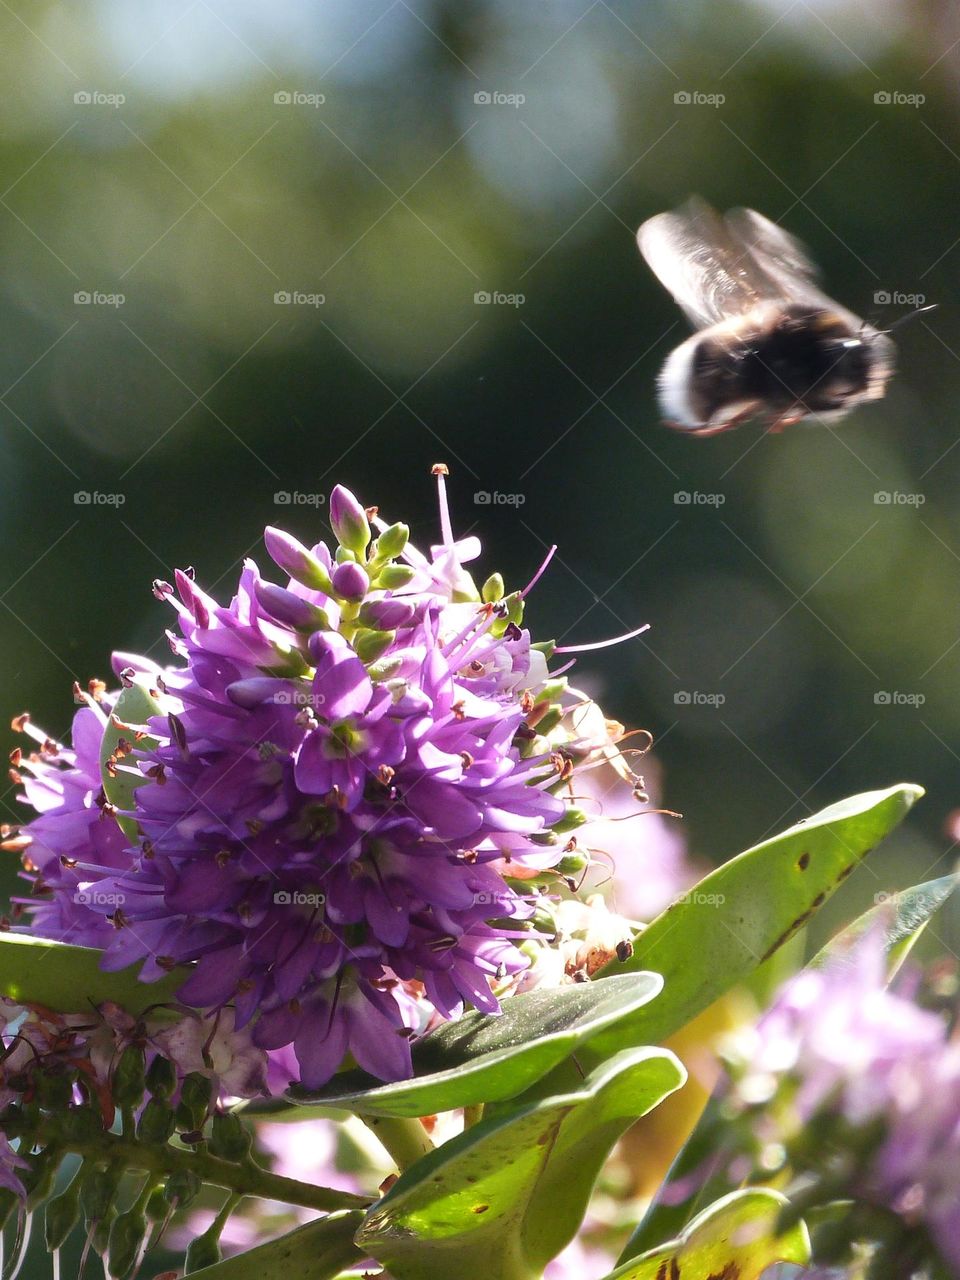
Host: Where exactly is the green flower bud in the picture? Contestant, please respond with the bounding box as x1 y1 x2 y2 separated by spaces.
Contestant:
175 1072 213 1133
375 564 416 589
92 1206 115 1256
163 1169 202 1209
60 1105 106 1144
108 1206 147 1279
552 806 587 834
145 1187 168 1223
367 654 404 682
45 1174 82 1250
482 572 505 604
35 1067 75 1112
557 849 590 878
82 1163 123 1223
330 485 371 557
112 1045 146 1110
353 628 396 663
24 1153 59 1210
373 522 409 560
208 1112 252 1162
145 1054 177 1101
136 1098 176 1144
185 1227 222 1273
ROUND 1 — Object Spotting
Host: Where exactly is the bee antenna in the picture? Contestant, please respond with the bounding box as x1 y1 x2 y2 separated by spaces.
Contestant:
874 302 938 338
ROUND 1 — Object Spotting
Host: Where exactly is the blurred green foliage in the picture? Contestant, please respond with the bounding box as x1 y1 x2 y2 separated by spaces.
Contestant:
2 0 960 970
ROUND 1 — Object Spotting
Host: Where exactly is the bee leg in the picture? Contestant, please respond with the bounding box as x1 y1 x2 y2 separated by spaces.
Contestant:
764 409 806 434
688 403 761 437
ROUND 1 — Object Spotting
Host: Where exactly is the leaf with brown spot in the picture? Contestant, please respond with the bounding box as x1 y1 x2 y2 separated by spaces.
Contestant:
602 1190 808 1280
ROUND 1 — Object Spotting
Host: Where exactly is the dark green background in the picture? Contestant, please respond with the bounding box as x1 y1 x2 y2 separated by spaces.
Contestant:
2 0 959 950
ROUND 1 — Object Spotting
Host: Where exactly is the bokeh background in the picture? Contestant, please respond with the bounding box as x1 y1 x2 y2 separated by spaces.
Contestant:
3 0 960 957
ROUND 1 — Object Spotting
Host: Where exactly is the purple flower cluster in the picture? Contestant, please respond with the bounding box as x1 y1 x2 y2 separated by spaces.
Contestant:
16 474 593 1088
731 933 960 1273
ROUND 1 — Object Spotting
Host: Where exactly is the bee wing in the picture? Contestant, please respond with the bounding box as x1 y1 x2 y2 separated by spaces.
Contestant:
637 196 779 329
726 207 864 331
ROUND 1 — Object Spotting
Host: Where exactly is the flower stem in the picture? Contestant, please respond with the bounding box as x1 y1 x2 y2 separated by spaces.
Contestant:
51 1129 373 1214
360 1116 434 1171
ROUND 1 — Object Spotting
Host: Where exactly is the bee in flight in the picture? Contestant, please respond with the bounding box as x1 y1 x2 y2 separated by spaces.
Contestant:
637 197 896 437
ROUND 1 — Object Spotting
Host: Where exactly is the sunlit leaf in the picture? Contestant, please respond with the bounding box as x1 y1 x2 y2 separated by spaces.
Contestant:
605 1189 809 1279
292 971 663 1118
0 932 183 1014
186 1210 366 1278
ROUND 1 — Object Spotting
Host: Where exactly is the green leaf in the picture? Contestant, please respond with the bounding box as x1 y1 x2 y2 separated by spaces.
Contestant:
624 860 952 1263
590 784 922 1056
99 681 161 838
0 933 183 1014
185 1210 366 1279
291 971 664 1117
605 1189 809 1279
811 870 960 975
358 1048 684 1280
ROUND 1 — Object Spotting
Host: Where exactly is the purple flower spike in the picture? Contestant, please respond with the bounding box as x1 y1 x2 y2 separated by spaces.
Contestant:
16 470 639 1090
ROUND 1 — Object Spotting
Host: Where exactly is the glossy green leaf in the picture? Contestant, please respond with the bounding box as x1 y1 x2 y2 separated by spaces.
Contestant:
811 870 959 975
589 785 922 1057
292 971 663 1117
0 933 183 1014
606 1189 809 1279
99 681 161 838
187 1210 366 1279
358 1046 684 1280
